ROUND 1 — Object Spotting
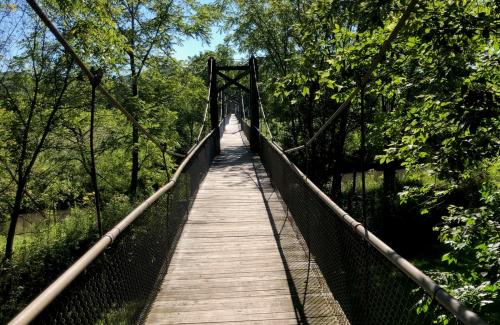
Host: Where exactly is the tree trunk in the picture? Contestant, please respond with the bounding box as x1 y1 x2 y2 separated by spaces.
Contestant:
190 120 194 146
330 172 342 200
330 110 349 199
128 10 140 198
130 106 139 196
352 170 357 194
129 52 139 197
381 94 397 197
3 59 73 259
291 114 297 147
5 180 25 259
383 162 397 196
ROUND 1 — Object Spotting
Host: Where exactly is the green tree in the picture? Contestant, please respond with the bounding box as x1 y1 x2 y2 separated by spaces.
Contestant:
229 0 499 320
0 16 76 259
376 0 499 316
106 0 217 196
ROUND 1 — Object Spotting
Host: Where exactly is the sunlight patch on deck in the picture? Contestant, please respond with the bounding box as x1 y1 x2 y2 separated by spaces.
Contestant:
145 116 348 324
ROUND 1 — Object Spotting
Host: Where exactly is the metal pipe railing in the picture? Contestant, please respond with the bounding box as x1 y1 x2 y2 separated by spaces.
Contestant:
257 126 486 325
8 129 216 325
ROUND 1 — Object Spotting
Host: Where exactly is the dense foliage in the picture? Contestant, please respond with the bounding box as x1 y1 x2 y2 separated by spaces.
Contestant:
227 0 499 321
0 0 498 323
0 0 222 321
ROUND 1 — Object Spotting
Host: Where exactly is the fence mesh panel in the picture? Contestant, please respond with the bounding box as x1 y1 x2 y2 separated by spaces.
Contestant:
17 120 471 324
244 121 463 325
32 131 218 324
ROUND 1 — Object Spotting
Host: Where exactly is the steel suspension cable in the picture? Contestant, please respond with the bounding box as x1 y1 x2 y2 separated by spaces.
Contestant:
89 71 103 237
360 84 370 322
26 0 185 158
257 83 274 142
161 151 171 181
252 64 274 142
284 0 419 154
360 86 367 233
241 93 246 120
196 85 211 143
221 92 224 118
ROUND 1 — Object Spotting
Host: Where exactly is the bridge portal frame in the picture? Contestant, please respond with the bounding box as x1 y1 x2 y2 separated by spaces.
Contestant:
208 56 260 153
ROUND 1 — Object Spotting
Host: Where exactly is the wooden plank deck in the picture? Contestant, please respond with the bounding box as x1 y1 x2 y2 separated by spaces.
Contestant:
145 115 348 325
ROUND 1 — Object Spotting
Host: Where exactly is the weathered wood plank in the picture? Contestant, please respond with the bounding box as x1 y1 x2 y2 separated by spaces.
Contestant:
146 310 299 324
145 116 348 325
155 289 294 301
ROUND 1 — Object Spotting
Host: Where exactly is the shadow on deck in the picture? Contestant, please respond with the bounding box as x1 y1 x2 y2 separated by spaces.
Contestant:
145 116 348 325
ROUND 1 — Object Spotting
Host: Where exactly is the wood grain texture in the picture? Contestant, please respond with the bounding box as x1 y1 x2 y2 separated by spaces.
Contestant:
145 116 348 325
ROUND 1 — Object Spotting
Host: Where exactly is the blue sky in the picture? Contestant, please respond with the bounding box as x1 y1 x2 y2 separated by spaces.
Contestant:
172 25 227 61
171 0 246 61
0 0 244 63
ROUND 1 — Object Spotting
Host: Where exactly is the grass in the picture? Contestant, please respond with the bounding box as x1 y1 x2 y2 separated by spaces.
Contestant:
0 194 134 323
340 169 384 194
0 207 98 323
338 165 500 324
340 168 447 195
488 157 500 187
0 208 96 257
337 168 448 258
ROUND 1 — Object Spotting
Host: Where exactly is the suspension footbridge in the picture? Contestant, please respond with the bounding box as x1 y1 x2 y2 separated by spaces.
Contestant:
9 112 485 325
146 116 346 324
7 2 488 324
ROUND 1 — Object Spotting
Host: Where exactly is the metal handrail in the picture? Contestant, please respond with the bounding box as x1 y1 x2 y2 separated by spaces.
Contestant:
8 129 217 325
257 126 486 325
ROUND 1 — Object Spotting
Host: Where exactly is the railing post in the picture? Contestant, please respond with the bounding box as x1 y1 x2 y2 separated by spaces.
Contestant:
208 57 220 154
249 56 260 153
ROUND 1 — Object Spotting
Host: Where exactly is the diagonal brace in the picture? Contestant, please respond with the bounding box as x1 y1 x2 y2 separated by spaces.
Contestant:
217 70 250 93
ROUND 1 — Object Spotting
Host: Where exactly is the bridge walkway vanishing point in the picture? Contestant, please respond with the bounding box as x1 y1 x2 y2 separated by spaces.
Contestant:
10 6 488 323
9 115 487 325
145 115 348 324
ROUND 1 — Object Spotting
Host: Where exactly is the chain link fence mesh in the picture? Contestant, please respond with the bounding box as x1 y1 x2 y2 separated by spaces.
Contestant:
241 120 465 325
29 130 218 324
13 119 472 324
